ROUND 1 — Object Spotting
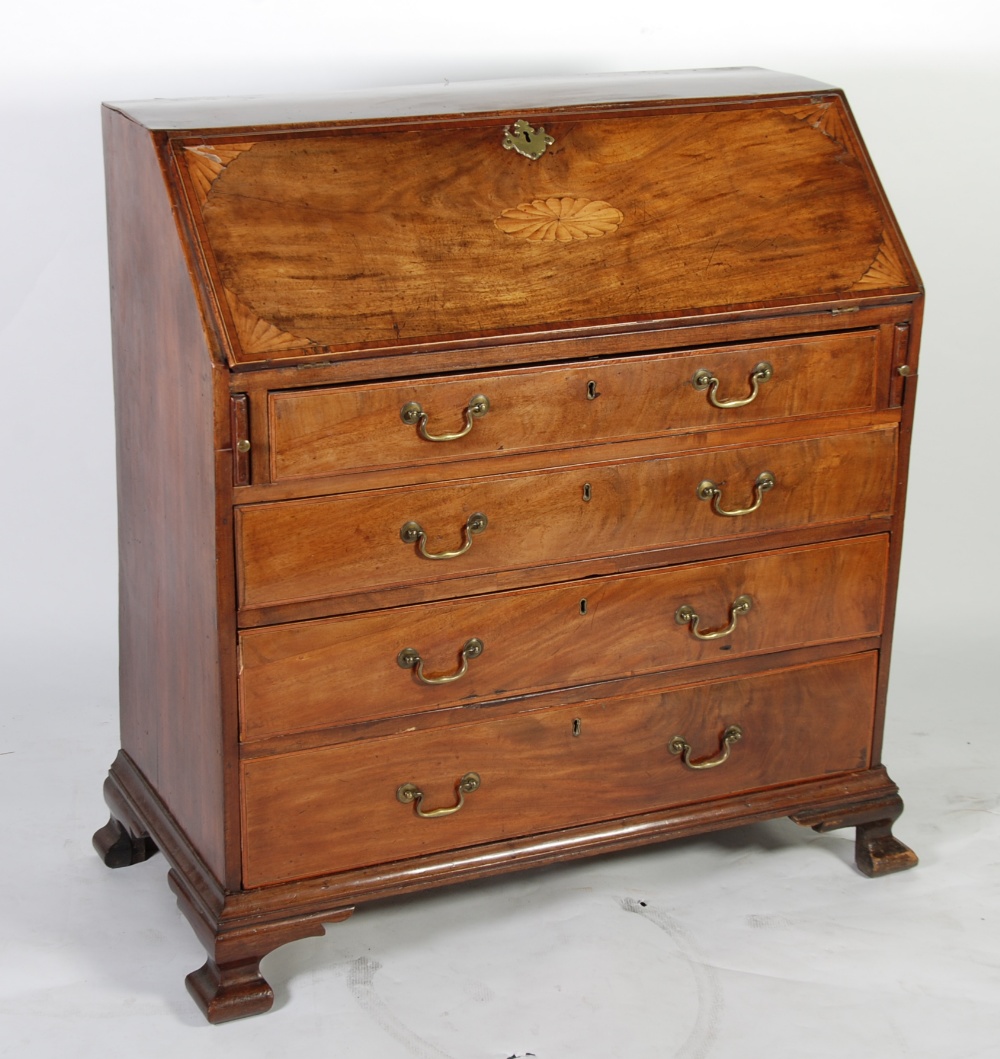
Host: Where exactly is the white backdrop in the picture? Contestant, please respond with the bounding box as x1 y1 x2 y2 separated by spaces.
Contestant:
1 0 997 651
1 2 998 1055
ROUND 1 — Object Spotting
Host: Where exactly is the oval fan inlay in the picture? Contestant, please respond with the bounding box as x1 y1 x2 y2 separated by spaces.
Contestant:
495 196 623 242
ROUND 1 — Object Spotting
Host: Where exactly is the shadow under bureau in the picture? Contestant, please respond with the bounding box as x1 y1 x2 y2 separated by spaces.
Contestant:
93 68 922 1022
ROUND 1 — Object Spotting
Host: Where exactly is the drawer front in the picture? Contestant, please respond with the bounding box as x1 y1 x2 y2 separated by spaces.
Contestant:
237 425 896 610
241 653 878 886
240 535 887 740
269 331 880 481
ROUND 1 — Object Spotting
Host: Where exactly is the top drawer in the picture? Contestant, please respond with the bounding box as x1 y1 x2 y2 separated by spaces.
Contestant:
269 331 880 481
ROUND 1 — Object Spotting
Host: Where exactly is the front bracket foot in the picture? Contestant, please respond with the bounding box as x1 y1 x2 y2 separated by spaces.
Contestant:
854 818 919 878
186 957 275 1024
790 785 918 878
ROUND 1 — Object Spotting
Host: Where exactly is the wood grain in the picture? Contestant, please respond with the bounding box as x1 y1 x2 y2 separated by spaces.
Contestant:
178 99 915 362
104 107 231 884
269 330 881 482
241 653 878 886
239 535 888 740
236 424 897 610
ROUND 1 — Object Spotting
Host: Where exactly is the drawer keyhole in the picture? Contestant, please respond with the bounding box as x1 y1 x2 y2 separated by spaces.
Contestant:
572 718 583 737
586 380 600 400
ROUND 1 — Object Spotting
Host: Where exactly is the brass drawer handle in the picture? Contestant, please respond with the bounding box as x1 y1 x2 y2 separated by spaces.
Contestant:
693 361 773 408
675 594 752 641
400 512 488 560
397 772 482 818
697 471 775 517
669 725 743 770
400 394 490 442
397 638 484 685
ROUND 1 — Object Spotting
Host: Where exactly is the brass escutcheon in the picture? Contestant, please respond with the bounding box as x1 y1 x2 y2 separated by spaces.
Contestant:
397 638 484 685
400 394 490 442
397 772 481 818
502 119 554 160
669 725 743 770
400 512 488 560
692 361 773 409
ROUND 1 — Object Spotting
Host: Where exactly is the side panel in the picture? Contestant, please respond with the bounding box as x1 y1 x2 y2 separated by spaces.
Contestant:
104 107 230 884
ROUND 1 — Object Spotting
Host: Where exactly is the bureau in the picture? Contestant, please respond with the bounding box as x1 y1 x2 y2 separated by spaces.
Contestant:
93 68 922 1023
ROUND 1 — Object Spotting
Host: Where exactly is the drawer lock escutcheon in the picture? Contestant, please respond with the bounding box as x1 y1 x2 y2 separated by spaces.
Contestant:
675 594 752 641
692 361 773 408
502 119 554 160
397 772 482 818
400 394 490 442
397 638 484 685
400 512 488 560
669 725 743 770
697 471 775 517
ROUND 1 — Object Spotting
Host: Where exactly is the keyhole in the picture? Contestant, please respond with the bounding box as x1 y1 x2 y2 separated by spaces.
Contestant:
580 598 588 615
586 380 600 400
583 483 592 502
572 718 582 737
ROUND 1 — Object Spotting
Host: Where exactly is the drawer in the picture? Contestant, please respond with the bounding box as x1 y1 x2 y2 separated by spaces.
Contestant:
268 330 880 481
239 535 887 740
241 653 878 886
237 424 896 611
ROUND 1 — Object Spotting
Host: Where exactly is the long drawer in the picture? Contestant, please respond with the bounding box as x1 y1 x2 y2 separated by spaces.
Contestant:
241 653 878 886
268 330 880 481
239 535 887 740
237 424 896 611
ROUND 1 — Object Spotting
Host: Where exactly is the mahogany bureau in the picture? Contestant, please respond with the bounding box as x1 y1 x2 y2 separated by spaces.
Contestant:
93 69 922 1022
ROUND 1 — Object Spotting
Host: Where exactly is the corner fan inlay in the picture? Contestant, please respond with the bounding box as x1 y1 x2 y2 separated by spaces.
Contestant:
183 144 312 355
495 196 623 242
183 143 256 206
777 106 910 291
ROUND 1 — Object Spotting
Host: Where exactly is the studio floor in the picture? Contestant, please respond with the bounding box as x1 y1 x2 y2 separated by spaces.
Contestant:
1 626 996 1059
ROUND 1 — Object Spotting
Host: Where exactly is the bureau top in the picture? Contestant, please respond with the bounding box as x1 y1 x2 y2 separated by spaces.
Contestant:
103 69 920 369
105 69 833 130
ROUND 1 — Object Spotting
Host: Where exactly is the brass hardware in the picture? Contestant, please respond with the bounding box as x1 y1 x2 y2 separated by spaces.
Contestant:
697 471 775 517
586 380 600 400
692 361 773 409
397 638 484 685
400 394 490 442
400 512 488 560
580 598 588 615
897 365 912 376
675 595 752 641
830 306 860 315
669 725 743 770
572 718 582 737
582 482 592 502
502 119 554 160
397 772 481 818
235 438 251 453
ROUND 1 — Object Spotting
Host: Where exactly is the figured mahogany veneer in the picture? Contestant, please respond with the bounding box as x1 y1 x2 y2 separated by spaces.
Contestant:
242 653 879 886
239 535 888 740
269 330 881 481
95 69 921 1023
237 425 897 610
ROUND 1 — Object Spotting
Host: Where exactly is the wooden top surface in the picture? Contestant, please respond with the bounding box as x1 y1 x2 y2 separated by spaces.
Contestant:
112 71 918 367
105 68 833 130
